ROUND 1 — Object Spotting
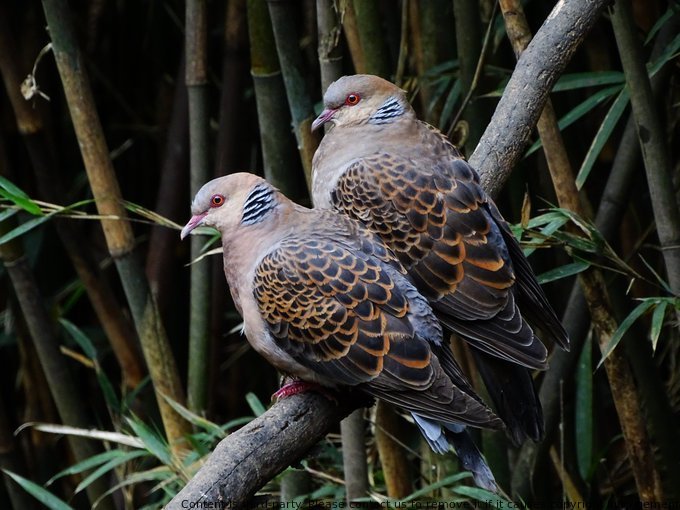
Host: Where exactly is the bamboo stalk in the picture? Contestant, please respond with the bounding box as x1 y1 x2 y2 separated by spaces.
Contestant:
39 0 189 452
0 217 115 509
316 0 343 91
352 0 390 78
610 0 680 296
0 10 144 389
247 0 305 199
498 0 663 501
146 56 189 313
266 0 321 190
186 0 211 416
452 0 485 151
374 401 413 499
338 0 365 73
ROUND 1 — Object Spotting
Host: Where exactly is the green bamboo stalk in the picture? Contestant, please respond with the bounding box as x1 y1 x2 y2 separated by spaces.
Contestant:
610 0 680 296
247 0 305 199
409 0 449 122
316 0 343 91
452 0 485 151
498 0 663 501
0 9 145 389
266 0 320 190
39 0 189 452
338 0 365 73
186 0 211 416
352 0 390 78
0 217 115 510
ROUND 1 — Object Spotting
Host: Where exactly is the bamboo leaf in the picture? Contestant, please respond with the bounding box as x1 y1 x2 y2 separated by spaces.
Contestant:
399 472 470 502
537 260 590 284
161 394 225 438
650 301 668 353
439 79 462 129
59 318 97 360
451 485 511 506
525 85 622 157
3 470 74 510
575 336 593 482
552 71 624 92
576 87 630 189
0 176 44 216
19 422 145 448
598 301 655 368
125 418 173 465
245 392 267 417
75 450 148 494
48 449 129 485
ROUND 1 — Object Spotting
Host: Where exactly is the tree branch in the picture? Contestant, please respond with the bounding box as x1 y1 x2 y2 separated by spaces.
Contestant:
165 393 358 509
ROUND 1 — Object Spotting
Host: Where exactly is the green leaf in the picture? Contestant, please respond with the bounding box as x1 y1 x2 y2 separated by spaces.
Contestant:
75 450 148 494
0 176 44 216
576 88 630 189
48 449 128 485
161 394 225 438
59 318 97 360
648 33 680 75
645 7 675 45
537 260 590 284
439 79 462 129
552 71 624 92
125 417 173 466
598 301 655 368
3 470 74 510
451 485 511 506
525 85 622 157
575 336 593 482
650 301 668 354
245 392 267 417
0 213 53 245
400 472 470 502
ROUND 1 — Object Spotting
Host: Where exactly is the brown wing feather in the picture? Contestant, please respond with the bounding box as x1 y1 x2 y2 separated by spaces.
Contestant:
331 153 548 368
254 233 501 428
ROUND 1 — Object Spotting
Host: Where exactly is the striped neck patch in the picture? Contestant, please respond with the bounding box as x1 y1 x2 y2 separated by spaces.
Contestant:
369 96 406 124
241 184 277 225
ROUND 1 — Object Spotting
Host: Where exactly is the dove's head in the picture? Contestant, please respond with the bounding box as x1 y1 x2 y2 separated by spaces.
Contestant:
311 74 412 132
180 173 281 239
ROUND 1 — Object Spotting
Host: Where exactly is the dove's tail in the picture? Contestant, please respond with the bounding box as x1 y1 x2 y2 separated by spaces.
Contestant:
412 413 497 492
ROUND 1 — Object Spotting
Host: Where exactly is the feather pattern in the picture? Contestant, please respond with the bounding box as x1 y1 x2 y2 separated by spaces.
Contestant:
312 74 569 444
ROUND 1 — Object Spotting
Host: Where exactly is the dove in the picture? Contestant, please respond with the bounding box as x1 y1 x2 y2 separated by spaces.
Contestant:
181 173 503 490
311 74 569 445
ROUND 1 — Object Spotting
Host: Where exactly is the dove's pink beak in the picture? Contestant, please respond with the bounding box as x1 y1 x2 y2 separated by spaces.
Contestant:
180 212 207 240
311 108 337 132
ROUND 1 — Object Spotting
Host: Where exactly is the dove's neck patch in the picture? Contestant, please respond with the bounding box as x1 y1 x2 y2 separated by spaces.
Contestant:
369 96 406 124
242 184 277 225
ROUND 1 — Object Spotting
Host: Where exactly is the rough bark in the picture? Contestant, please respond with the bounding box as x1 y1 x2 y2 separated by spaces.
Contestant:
165 393 358 509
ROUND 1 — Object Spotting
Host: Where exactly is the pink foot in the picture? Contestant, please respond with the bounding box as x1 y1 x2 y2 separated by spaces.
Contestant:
271 380 336 403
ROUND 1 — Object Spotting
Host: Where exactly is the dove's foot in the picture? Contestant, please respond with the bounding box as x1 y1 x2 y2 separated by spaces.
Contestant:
271 379 336 403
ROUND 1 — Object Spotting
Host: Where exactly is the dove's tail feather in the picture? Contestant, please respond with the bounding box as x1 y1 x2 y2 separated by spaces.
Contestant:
412 414 497 492
473 351 544 446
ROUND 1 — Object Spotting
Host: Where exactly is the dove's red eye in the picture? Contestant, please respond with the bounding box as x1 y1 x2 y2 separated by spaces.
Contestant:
210 194 225 208
345 93 360 106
